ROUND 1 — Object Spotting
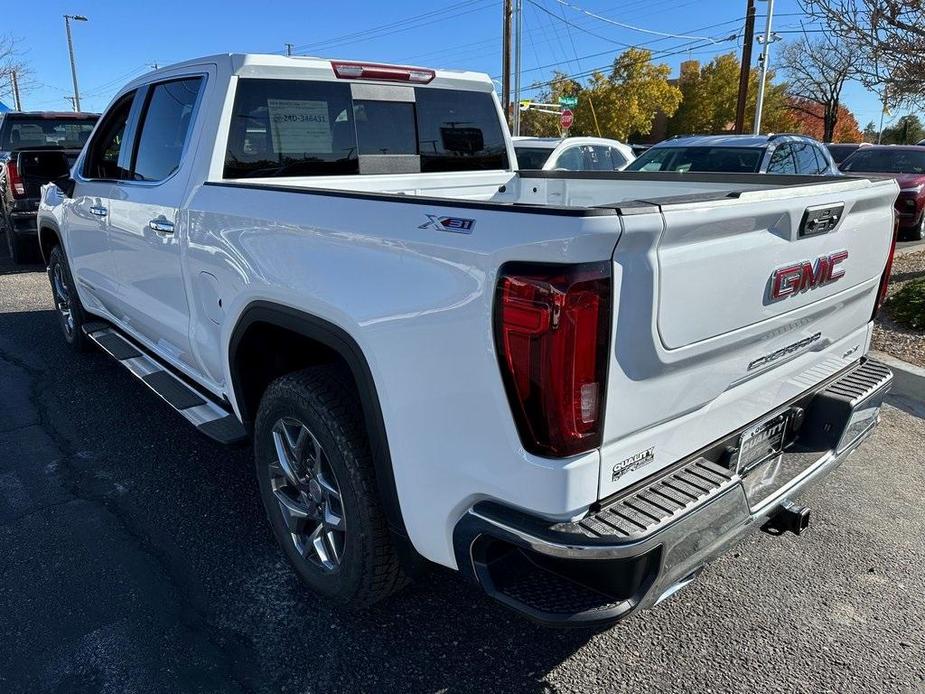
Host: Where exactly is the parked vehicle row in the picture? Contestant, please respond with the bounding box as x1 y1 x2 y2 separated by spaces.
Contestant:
2 107 911 266
0 111 99 262
34 54 895 627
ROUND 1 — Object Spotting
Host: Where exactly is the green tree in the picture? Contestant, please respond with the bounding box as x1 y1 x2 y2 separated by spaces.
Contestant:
571 48 681 139
862 120 878 143
880 114 925 144
519 72 581 137
666 53 794 136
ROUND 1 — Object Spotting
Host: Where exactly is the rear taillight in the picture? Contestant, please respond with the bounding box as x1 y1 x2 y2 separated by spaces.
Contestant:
495 262 611 457
331 61 435 84
5 161 25 199
872 213 899 320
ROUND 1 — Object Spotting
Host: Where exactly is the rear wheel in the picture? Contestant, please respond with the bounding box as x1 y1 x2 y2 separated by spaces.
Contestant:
254 366 407 607
47 245 88 351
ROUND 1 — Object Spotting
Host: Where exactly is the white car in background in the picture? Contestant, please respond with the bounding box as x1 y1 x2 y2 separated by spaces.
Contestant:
512 136 635 171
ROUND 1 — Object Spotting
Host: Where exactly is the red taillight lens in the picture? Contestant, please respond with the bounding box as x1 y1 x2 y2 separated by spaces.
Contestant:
6 161 25 199
873 213 899 319
495 262 611 457
331 61 435 84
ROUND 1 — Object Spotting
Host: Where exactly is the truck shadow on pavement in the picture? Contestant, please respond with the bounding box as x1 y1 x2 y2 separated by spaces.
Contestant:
0 307 595 693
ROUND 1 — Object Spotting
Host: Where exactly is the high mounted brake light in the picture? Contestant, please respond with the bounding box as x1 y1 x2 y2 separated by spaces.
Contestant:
5 160 25 199
495 262 611 458
331 61 435 84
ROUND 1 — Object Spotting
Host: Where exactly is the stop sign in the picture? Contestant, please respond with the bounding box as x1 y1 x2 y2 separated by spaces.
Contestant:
560 108 574 130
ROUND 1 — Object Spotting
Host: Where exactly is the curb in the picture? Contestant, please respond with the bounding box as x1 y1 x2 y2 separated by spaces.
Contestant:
870 350 925 403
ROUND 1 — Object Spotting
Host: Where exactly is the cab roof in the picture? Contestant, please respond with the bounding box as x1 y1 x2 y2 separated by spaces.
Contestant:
653 134 819 149
132 53 495 93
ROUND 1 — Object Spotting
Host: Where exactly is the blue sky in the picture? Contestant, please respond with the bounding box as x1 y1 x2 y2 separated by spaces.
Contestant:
5 0 892 130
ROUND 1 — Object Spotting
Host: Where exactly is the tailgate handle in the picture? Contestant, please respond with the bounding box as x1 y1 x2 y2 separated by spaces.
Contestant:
799 203 844 237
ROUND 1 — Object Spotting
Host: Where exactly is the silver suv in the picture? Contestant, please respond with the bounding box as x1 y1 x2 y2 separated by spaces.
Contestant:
626 134 840 176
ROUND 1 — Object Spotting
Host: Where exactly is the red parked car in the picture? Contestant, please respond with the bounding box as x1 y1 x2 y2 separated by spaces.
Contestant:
839 145 925 240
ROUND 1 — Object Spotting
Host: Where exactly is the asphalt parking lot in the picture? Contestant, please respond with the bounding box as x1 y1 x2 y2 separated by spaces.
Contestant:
1 243 923 694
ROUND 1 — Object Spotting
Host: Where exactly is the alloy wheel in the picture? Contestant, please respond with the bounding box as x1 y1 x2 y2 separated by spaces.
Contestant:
269 417 346 571
52 263 75 339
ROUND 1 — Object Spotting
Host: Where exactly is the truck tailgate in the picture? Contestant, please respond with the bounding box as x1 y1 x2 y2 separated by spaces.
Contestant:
656 181 895 348
598 177 897 499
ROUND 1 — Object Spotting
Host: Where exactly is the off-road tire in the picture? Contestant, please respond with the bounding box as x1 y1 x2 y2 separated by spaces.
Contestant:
254 366 408 607
47 245 88 351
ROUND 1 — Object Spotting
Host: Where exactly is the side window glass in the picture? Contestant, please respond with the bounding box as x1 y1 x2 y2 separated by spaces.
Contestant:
792 142 819 174
131 77 203 182
590 145 614 171
609 147 628 170
766 144 796 174
813 146 830 173
82 91 136 180
553 146 583 170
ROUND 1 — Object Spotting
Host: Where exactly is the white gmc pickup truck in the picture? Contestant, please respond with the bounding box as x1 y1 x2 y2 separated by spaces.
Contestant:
37 54 897 627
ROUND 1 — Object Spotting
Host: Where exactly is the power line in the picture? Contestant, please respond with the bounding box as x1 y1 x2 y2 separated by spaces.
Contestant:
549 0 730 42
518 36 735 94
288 0 495 54
507 16 743 81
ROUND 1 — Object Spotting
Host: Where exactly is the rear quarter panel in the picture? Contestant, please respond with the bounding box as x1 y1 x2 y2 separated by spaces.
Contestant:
183 183 623 567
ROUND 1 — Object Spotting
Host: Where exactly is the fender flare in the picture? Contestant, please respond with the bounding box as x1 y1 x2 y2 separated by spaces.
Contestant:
37 217 62 265
228 301 408 539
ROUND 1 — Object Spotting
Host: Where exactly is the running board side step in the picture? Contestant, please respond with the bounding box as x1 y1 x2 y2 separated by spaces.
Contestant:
82 322 248 445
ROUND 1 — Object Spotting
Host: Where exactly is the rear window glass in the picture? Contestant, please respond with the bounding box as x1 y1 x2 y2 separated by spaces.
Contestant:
0 117 97 151
414 87 508 172
627 146 762 173
514 146 553 169
224 79 508 178
225 79 358 178
840 148 925 174
354 100 417 155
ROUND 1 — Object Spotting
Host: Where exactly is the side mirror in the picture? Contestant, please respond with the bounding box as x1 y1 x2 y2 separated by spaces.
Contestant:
53 175 76 198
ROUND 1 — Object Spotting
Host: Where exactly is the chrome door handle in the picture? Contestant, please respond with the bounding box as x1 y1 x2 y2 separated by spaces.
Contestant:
89 205 108 217
149 219 175 234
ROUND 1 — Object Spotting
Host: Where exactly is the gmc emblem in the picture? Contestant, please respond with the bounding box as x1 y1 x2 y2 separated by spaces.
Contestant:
770 250 848 301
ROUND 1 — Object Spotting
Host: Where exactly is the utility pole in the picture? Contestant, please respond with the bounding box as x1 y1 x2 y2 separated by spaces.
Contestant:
512 0 523 136
752 0 775 135
734 0 756 134
64 14 88 113
285 43 294 56
10 70 22 110
64 96 77 112
501 0 512 127
877 89 889 144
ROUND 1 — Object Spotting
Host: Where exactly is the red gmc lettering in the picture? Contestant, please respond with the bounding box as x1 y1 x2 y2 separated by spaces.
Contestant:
770 250 849 300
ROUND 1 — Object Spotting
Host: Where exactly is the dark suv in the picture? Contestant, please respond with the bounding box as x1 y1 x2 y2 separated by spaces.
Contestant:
0 111 98 263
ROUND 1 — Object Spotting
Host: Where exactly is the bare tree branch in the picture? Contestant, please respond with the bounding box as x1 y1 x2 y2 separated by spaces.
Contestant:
779 34 858 141
0 35 32 107
803 0 925 106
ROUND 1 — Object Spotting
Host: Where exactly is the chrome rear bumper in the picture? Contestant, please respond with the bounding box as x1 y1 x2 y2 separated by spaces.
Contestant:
453 359 893 627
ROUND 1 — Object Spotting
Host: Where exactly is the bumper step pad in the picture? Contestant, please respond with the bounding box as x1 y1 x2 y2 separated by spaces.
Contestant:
83 324 248 445
567 458 735 541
